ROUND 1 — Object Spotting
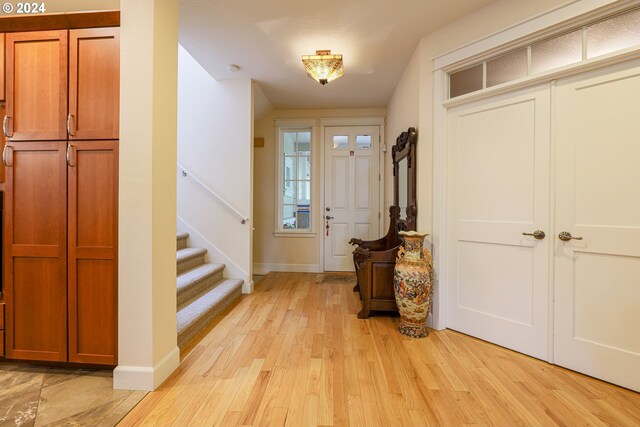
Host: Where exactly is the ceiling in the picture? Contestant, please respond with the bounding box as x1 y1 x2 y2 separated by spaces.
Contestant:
179 0 496 110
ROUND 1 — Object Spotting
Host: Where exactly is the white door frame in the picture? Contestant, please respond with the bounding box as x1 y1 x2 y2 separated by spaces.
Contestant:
431 0 640 332
318 117 386 272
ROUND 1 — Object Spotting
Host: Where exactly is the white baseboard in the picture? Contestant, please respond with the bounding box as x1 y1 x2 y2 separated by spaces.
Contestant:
113 346 180 391
253 263 322 275
243 280 254 294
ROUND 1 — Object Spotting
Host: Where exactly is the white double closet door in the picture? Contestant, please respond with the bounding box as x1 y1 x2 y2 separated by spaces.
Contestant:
446 59 640 391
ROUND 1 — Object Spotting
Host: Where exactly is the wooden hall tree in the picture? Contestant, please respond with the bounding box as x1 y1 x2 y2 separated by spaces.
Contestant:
2 24 119 365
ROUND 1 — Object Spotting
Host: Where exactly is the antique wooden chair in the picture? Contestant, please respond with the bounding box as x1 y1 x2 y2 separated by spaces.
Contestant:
349 127 417 318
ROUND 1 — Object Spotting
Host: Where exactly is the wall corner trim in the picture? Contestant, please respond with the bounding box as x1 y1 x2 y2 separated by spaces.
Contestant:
113 346 180 391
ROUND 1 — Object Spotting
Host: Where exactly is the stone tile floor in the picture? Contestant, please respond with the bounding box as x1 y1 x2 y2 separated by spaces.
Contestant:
0 363 146 427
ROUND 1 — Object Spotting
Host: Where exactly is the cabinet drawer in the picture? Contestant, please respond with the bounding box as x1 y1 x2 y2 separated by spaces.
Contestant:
0 303 4 329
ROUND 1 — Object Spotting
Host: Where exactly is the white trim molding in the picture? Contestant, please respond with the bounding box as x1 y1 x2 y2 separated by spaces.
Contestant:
113 346 180 391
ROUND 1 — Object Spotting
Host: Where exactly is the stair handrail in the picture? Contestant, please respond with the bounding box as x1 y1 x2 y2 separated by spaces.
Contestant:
178 163 249 225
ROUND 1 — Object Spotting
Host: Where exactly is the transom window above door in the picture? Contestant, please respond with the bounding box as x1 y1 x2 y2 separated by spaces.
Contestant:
448 6 640 98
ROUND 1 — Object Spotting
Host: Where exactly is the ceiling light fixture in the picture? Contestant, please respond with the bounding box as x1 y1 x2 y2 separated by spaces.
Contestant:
301 50 344 85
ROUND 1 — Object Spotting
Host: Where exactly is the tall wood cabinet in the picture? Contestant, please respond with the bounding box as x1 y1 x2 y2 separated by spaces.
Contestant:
3 27 119 365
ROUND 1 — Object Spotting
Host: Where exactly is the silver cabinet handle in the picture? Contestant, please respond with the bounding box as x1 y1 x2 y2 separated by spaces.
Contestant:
523 230 545 240
2 145 12 167
66 144 75 167
558 231 583 241
3 115 11 138
67 113 76 136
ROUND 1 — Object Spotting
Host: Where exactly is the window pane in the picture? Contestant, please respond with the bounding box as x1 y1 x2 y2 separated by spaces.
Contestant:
449 63 483 98
297 181 311 205
283 132 296 155
587 9 640 59
297 157 311 180
296 211 310 230
531 29 583 74
333 135 349 149
356 134 372 149
486 48 528 87
284 156 296 182
296 131 311 155
283 181 296 204
283 205 296 229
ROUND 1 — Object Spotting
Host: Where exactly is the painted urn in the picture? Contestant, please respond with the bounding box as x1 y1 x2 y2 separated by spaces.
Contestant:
393 231 433 338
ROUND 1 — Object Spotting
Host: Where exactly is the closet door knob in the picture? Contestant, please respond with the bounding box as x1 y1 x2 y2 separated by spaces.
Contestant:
522 230 545 240
558 231 582 241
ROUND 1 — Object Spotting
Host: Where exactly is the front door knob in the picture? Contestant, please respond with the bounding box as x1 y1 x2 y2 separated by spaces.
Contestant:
326 215 334 220
522 230 545 240
558 231 583 241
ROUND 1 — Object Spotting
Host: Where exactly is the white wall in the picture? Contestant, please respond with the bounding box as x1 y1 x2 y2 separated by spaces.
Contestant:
115 0 179 391
253 108 385 273
384 47 421 232
177 45 253 291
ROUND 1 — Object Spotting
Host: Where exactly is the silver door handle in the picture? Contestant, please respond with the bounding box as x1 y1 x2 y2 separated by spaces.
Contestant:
558 231 582 241
2 145 12 167
66 144 75 167
3 115 11 138
522 230 545 240
67 113 76 136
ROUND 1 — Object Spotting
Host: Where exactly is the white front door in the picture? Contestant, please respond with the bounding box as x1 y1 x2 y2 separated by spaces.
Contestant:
446 85 551 360
324 126 380 271
554 60 640 392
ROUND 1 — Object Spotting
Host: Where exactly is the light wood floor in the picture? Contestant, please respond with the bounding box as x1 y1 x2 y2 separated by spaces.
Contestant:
120 272 640 427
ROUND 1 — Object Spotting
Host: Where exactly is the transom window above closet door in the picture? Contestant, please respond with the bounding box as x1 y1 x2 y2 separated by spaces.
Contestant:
448 7 640 98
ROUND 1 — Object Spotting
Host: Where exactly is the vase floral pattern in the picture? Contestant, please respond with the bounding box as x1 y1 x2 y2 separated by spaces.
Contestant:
394 231 433 338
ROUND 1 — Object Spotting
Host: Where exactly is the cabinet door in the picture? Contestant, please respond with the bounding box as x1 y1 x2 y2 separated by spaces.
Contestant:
0 105 5 183
4 141 67 362
68 140 118 365
5 31 68 141
69 28 119 140
1 33 5 102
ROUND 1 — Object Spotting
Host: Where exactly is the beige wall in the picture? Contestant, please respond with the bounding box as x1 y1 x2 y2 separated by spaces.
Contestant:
253 108 385 273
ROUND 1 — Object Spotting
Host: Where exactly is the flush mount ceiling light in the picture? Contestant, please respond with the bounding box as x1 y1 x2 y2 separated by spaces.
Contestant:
301 50 344 85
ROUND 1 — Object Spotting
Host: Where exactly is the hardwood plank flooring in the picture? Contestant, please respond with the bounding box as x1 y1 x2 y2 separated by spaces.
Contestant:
120 272 640 426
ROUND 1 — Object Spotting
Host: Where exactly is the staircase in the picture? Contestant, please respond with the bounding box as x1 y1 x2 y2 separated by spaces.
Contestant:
176 232 243 348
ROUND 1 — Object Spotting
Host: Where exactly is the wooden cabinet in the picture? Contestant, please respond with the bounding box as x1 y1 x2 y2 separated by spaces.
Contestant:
5 31 68 141
1 33 5 102
3 141 68 362
0 304 4 357
68 140 118 364
69 28 120 140
1 105 5 184
2 27 119 365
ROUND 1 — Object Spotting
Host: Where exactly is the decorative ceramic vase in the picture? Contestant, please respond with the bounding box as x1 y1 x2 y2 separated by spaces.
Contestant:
393 231 433 338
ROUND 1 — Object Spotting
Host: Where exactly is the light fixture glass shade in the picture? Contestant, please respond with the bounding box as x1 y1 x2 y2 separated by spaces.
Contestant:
302 50 344 85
